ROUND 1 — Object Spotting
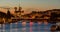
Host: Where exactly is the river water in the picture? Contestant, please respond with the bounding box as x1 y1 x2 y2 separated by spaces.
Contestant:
0 21 55 32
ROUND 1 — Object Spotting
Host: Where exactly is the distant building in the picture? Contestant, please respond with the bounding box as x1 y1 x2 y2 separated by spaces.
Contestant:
21 9 60 23
0 11 14 24
0 11 7 23
14 7 24 18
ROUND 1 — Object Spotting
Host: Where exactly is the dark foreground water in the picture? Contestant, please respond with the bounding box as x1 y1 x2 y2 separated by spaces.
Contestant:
0 21 55 32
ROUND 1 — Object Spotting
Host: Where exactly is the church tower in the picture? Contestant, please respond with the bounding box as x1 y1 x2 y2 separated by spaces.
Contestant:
14 0 24 17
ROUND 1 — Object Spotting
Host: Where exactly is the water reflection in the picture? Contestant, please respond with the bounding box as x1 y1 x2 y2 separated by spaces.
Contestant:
0 21 54 32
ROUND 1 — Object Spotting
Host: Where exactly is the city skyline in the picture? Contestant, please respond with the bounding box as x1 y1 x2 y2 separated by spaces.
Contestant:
0 0 60 14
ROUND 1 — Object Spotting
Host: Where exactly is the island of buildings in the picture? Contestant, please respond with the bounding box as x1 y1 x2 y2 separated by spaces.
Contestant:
0 6 60 24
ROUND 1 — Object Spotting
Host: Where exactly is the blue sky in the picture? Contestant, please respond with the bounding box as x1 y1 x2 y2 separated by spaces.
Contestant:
0 0 60 11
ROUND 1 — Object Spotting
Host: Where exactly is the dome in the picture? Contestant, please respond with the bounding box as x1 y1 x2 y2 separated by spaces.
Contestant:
19 7 22 11
14 7 17 9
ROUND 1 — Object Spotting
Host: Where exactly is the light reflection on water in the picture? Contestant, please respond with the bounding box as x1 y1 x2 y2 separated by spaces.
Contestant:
0 21 54 32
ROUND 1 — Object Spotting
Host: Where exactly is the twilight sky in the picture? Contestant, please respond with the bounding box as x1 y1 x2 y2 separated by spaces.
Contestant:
0 0 60 13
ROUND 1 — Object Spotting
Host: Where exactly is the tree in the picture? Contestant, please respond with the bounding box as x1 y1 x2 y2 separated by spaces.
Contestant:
7 10 11 19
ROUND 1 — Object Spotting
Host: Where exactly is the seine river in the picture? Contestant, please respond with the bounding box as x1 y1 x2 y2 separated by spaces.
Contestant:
0 21 55 32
